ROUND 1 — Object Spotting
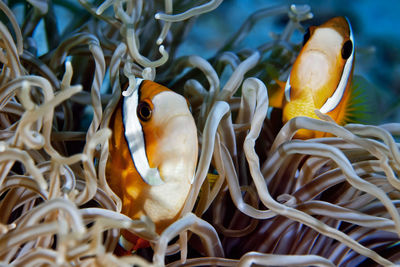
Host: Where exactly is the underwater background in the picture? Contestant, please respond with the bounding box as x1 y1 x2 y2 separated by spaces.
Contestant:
180 0 400 122
23 0 400 123
1 0 400 266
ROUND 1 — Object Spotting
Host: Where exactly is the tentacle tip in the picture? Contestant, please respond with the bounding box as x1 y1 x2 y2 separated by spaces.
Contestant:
78 228 87 236
142 67 156 81
56 256 65 265
88 142 97 151
65 60 72 69
39 181 48 191
154 13 161 20
0 223 16 234
0 141 6 152
81 154 89 162
103 128 112 138
7 223 16 232
21 80 29 88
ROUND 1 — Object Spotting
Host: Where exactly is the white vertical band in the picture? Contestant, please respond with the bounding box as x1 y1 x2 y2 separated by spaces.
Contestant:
284 73 291 102
123 78 164 186
320 17 354 114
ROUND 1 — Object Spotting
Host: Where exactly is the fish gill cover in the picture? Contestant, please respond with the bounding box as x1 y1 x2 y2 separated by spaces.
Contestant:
0 0 399 266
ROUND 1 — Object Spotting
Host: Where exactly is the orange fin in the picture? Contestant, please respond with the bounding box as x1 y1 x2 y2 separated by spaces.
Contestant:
134 238 150 251
269 80 286 108
114 231 151 256
114 242 133 256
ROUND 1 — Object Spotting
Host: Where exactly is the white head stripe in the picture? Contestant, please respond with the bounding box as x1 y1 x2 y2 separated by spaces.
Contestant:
284 73 291 102
123 78 164 186
320 17 354 114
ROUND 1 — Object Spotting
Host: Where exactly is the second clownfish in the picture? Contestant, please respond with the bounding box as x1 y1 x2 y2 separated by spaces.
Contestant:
270 16 357 139
106 79 198 254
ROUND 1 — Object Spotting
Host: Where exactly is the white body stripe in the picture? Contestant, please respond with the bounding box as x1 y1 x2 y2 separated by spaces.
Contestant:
123 78 164 186
319 17 354 114
284 73 291 102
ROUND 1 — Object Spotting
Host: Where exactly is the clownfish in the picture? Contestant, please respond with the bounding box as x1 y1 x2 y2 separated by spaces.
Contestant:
270 16 356 139
106 79 198 253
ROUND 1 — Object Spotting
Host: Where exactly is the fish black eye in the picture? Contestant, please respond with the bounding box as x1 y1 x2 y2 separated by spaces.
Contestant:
341 40 353 59
137 101 152 121
302 28 311 46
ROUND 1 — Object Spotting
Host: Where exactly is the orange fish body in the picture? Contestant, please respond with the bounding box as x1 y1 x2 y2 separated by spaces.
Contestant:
270 17 355 139
106 79 198 252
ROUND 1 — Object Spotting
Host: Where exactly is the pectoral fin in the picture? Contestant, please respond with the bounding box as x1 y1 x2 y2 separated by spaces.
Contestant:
269 80 286 108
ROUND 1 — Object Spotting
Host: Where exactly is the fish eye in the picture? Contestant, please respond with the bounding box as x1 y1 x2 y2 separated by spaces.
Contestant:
302 28 311 46
137 101 152 121
341 40 353 59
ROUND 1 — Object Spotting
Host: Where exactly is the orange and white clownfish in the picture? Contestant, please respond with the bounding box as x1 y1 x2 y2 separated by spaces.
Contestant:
270 16 355 139
106 78 198 253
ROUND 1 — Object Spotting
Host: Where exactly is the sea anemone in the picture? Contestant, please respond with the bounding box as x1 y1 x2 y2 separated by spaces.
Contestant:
0 1 399 266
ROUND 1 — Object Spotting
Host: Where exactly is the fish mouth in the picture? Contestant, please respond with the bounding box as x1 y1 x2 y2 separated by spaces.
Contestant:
299 49 332 70
302 49 329 58
163 113 193 126
297 50 330 88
